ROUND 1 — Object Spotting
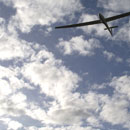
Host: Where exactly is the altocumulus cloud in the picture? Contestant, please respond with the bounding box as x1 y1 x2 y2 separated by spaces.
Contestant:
103 50 123 63
97 0 130 12
0 65 28 118
0 118 23 130
0 0 83 33
0 39 130 129
0 0 130 130
24 126 99 130
57 35 101 56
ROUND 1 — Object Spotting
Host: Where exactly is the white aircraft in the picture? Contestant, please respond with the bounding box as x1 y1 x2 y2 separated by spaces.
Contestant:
55 12 130 36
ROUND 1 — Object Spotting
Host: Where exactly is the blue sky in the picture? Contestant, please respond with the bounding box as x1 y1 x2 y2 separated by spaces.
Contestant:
0 0 130 130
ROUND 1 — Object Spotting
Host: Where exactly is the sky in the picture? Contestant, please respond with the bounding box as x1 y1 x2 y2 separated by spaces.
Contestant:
0 0 130 130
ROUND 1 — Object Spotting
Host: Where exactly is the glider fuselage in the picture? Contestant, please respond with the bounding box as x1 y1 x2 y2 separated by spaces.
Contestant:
99 13 112 36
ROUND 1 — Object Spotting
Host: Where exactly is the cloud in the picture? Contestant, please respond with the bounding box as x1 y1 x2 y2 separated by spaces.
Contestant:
44 91 103 126
47 106 90 125
99 75 130 128
0 92 27 117
1 38 128 128
1 118 23 130
0 65 30 117
0 1 129 129
0 65 32 91
85 75 130 129
86 116 102 128
113 22 130 43
0 79 12 97
0 11 129 129
24 91 100 126
25 103 48 123
126 58 130 66
0 19 34 61
57 36 101 56
97 0 130 12
7 120 23 130
0 33 34 61
22 49 81 100
1 52 130 129
1 0 83 32
110 75 130 99
25 126 99 130
103 50 123 63
100 98 130 127
103 50 115 60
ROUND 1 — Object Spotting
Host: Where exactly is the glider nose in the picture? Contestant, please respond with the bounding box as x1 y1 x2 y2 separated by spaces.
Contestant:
98 13 103 22
98 13 102 18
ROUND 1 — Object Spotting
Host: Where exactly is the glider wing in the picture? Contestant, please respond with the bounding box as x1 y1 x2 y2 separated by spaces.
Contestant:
106 12 130 22
55 20 101 29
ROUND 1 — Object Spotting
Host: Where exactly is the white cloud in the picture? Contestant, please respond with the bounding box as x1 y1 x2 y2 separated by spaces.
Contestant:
44 91 103 125
25 103 48 123
1 48 130 129
0 79 12 97
0 65 29 117
103 50 115 61
23 87 102 126
57 36 101 56
24 126 38 130
86 75 130 129
126 58 130 66
0 118 23 130
100 98 130 125
99 75 130 128
43 75 130 128
11 92 27 104
87 116 101 127
0 21 34 61
113 22 130 43
1 0 83 32
0 5 129 129
110 75 130 99
12 41 129 128
22 50 81 99
47 107 89 125
97 0 130 12
25 126 99 130
0 65 31 92
115 57 123 63
103 50 123 62
7 120 23 130
0 92 27 117
0 33 34 60
0 18 6 38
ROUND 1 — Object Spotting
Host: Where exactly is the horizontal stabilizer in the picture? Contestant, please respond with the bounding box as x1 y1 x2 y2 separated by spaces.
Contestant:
104 26 118 30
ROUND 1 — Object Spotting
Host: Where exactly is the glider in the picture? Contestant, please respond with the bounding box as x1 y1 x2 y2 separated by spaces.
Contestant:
55 12 130 36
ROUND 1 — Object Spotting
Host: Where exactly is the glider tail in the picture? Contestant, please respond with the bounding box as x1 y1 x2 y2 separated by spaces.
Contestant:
104 25 118 30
